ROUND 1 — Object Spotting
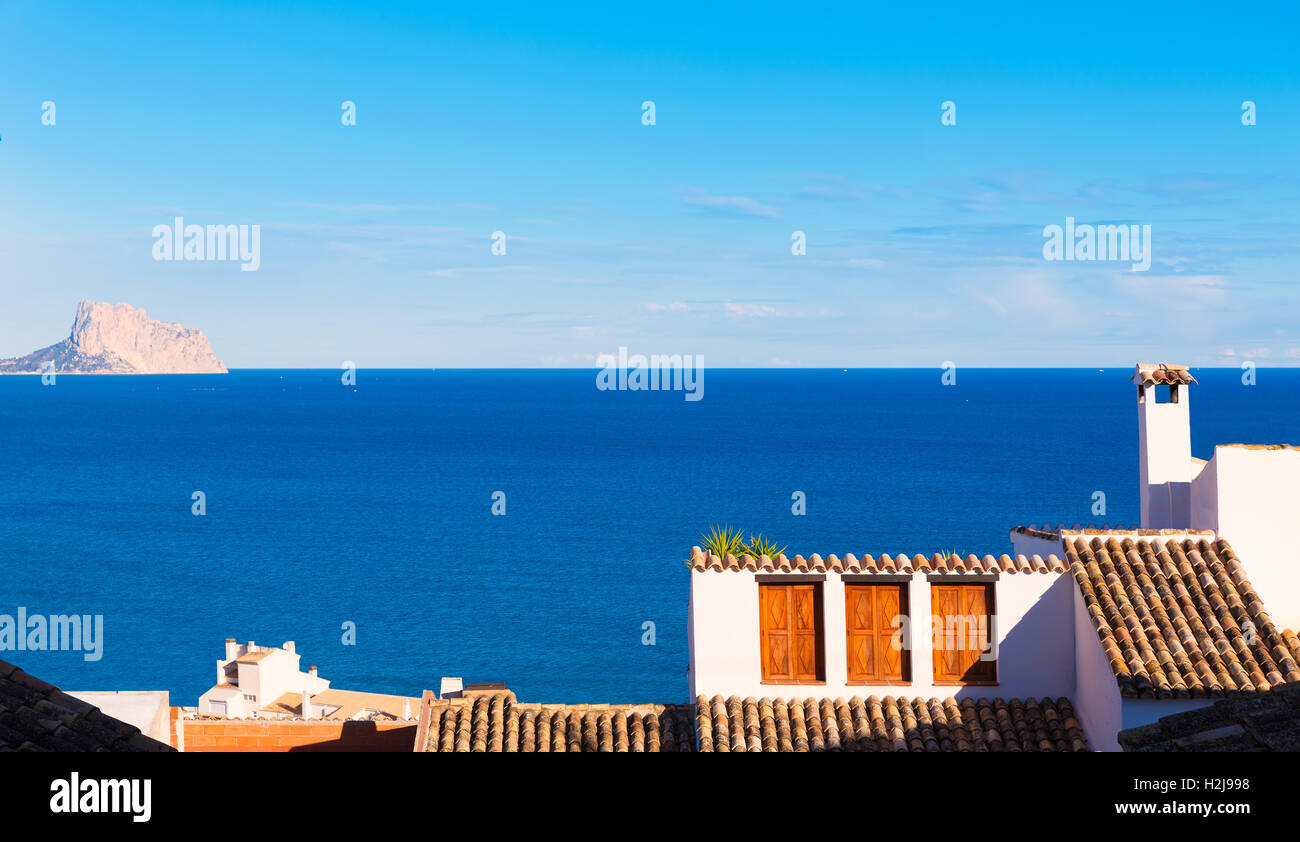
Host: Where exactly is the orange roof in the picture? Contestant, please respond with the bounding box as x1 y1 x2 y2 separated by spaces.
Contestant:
696 695 1088 752
1069 536 1300 698
688 547 1064 574
1131 362 1197 386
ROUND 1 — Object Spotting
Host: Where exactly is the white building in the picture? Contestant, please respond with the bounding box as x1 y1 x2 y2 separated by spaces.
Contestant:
687 363 1300 751
1130 362 1300 629
195 638 421 721
197 638 329 718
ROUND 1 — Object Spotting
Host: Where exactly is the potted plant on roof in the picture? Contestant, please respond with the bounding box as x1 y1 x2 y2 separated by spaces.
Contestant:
698 524 746 559
744 533 788 561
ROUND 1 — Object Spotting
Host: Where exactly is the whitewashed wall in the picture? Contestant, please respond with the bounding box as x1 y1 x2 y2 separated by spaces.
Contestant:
1192 444 1300 631
688 568 1076 701
1137 383 1194 528
1010 532 1064 562
1072 583 1123 751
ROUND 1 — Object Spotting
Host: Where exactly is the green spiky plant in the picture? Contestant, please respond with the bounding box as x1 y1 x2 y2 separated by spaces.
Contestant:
699 524 746 558
744 533 788 559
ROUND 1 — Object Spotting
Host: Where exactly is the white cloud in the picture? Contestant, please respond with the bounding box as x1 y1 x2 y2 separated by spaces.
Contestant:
277 201 439 213
724 302 780 319
1115 271 1227 304
680 188 780 219
428 265 536 278
642 301 690 313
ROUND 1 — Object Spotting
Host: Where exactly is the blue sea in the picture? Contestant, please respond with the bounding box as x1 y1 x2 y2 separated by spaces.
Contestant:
2 368 1297 705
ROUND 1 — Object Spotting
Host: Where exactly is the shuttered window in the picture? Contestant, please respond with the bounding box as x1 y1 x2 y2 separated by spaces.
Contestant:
758 583 824 683
931 583 997 683
845 583 910 683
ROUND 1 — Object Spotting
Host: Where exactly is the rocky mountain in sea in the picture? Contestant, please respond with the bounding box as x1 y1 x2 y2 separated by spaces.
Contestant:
0 301 227 374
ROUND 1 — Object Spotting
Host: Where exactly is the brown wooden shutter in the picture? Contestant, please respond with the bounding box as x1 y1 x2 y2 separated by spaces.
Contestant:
846 584 909 683
759 583 823 682
760 584 792 681
932 585 962 681
931 583 996 683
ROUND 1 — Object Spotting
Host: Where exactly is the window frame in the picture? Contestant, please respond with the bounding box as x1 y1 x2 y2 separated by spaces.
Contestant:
929 580 998 686
843 581 912 685
757 581 826 685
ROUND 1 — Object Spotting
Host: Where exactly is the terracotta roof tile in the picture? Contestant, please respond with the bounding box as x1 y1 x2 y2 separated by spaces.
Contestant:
1068 537 1300 699
689 547 1064 574
414 691 1089 753
694 695 1088 752
1131 363 1197 386
0 659 174 752
1012 525 1215 540
415 693 695 752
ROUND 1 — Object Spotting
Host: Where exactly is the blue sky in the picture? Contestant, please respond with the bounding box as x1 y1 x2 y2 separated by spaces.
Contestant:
1 1 1298 367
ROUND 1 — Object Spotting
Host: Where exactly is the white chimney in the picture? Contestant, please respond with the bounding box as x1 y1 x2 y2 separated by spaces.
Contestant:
402 699 411 720
224 638 238 660
216 662 225 685
440 677 463 699
284 641 295 653
300 690 312 719
1134 364 1196 528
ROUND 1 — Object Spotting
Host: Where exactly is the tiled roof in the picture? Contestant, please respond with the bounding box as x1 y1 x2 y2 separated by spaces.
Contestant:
688 547 1065 574
413 691 1089 752
1068 537 1300 699
1132 363 1197 386
0 660 174 752
695 695 1088 752
1012 525 1215 540
415 692 695 752
1120 681 1300 752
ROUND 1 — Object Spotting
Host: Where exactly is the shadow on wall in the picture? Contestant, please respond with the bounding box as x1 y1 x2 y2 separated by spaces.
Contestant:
288 721 417 752
950 573 1075 702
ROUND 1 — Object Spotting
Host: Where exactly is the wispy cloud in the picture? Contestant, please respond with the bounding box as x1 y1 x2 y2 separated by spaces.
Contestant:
679 188 780 219
1142 173 1250 200
789 174 913 204
276 201 440 214
1115 271 1228 305
724 302 782 318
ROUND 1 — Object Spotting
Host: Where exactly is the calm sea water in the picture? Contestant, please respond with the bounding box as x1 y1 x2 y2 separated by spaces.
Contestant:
1 368 1297 705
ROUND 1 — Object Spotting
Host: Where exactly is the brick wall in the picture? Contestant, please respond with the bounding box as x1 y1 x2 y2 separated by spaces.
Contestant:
170 709 415 752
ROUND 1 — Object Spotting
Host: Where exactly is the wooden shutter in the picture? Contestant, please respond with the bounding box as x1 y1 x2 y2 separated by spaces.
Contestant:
845 584 909 683
759 584 823 683
931 583 996 683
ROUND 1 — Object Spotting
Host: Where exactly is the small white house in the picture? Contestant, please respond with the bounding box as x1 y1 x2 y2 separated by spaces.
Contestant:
686 363 1300 751
197 638 329 717
688 550 1076 703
